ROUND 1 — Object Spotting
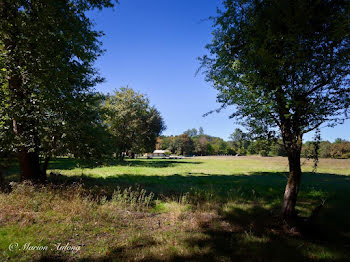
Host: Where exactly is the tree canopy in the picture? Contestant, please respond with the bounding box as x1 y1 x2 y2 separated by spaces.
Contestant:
202 0 350 218
0 0 117 180
103 87 166 158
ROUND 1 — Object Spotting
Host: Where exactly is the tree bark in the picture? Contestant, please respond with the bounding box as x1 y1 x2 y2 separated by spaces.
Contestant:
0 170 4 188
18 147 42 182
282 148 302 219
41 156 50 180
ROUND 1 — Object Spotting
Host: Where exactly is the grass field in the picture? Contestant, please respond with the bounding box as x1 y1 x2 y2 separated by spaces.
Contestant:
1 156 350 261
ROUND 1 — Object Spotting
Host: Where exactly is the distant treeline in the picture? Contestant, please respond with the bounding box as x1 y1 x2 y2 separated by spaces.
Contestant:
301 139 350 159
157 128 350 159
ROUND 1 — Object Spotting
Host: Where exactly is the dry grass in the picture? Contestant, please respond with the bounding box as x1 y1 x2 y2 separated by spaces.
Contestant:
1 157 350 261
197 155 350 174
0 182 218 261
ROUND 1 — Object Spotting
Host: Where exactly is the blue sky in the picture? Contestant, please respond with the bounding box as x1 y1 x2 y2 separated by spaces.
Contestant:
88 0 350 142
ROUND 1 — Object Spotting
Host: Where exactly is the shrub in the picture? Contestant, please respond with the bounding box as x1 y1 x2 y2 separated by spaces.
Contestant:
259 150 268 157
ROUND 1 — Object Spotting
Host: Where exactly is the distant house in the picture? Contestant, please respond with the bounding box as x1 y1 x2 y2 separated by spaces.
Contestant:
151 150 170 157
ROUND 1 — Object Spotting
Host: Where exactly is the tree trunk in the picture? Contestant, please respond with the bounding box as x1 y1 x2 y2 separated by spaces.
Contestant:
282 149 302 219
18 147 42 182
12 112 44 182
0 170 4 188
41 156 50 179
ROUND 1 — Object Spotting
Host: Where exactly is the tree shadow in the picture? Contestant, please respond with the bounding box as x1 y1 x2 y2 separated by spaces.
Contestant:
47 158 202 170
1 158 203 183
165 205 350 262
48 158 81 170
20 171 350 261
47 171 350 202
35 198 350 261
47 171 350 240
118 159 202 168
35 235 158 262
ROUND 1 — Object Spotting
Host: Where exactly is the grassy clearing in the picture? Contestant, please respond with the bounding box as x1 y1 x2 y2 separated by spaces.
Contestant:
1 156 350 261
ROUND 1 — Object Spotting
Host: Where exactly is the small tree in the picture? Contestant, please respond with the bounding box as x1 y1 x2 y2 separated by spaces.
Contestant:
184 128 198 137
319 141 332 158
103 87 165 158
229 128 250 154
202 0 350 218
193 136 209 155
171 134 194 155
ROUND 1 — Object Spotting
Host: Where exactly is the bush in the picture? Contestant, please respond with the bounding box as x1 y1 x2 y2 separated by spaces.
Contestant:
269 141 287 156
227 148 237 155
319 141 332 158
247 144 257 155
259 150 268 157
342 152 350 159
239 147 247 155
330 142 350 159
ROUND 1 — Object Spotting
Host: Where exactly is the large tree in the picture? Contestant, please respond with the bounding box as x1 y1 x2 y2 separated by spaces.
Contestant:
0 0 116 181
202 0 350 218
103 87 166 158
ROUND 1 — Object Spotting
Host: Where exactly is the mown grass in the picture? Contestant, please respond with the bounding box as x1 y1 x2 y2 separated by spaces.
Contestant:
1 156 350 261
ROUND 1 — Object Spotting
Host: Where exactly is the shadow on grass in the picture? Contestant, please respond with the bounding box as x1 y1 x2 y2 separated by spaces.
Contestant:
48 172 287 199
98 202 349 261
25 171 350 262
119 159 202 168
163 206 350 262
34 203 350 262
48 158 202 170
48 158 81 170
47 171 350 201
36 235 159 262
1 158 203 182
49 158 202 170
48 172 350 233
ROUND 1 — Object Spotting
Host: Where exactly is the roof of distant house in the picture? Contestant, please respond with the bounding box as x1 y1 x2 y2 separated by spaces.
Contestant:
153 150 170 154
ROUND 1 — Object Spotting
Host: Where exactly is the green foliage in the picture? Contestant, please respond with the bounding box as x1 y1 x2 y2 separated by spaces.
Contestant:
183 128 198 137
198 126 204 135
102 87 166 157
206 142 215 155
202 0 350 146
0 0 117 178
319 141 332 158
259 150 268 157
248 140 268 156
302 139 350 159
202 0 350 216
56 93 115 163
330 141 350 159
229 128 251 154
334 138 348 144
269 140 287 157
158 130 237 156
174 134 195 156
159 127 348 159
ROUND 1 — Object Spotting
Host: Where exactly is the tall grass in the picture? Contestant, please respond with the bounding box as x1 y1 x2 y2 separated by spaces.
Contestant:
1 157 350 261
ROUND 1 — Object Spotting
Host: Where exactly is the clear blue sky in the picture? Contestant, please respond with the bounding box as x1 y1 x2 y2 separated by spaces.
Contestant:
88 0 350 142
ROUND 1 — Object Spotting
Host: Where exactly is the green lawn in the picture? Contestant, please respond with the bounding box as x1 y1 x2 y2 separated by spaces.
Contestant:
1 156 350 261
